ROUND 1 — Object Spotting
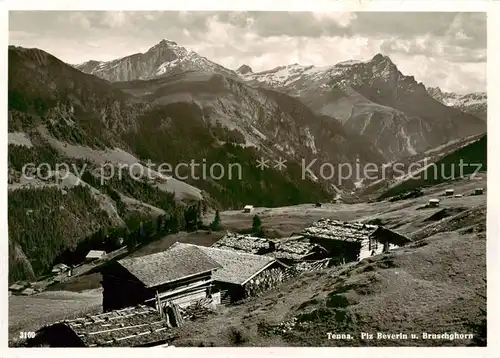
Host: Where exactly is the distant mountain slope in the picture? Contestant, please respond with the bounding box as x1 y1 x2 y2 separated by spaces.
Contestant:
427 86 487 121
378 134 486 200
75 39 237 82
112 71 384 174
8 46 384 281
240 54 486 161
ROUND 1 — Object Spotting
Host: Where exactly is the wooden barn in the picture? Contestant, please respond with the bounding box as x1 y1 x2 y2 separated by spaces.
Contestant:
27 305 175 347
170 242 288 304
301 219 411 265
101 245 221 312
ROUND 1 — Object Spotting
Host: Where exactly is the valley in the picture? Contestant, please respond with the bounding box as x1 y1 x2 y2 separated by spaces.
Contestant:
7 18 488 348
9 175 486 345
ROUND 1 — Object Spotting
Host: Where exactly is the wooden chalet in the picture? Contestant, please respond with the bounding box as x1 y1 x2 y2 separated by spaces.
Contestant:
28 305 175 347
301 219 411 265
170 242 288 304
101 245 221 311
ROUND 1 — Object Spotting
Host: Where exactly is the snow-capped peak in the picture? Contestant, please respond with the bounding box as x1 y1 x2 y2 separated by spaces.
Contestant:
427 86 487 120
74 39 237 82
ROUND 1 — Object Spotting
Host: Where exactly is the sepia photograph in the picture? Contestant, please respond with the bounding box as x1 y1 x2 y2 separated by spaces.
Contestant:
5 7 489 349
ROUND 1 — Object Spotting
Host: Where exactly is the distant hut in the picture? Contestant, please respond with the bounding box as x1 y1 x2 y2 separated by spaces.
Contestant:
51 263 70 275
9 282 26 294
454 194 463 198
445 189 454 196
428 199 440 208
243 205 254 213
474 188 484 195
315 202 322 207
21 287 36 296
85 250 106 263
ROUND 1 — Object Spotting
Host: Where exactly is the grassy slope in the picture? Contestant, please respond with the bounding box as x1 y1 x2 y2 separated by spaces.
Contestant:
164 176 487 347
9 176 486 346
171 208 486 347
379 135 486 200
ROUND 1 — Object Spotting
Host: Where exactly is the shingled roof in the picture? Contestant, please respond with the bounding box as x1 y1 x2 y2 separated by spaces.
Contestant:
118 245 221 288
265 236 328 261
301 219 379 242
211 232 272 254
170 242 286 286
301 219 411 245
36 305 174 347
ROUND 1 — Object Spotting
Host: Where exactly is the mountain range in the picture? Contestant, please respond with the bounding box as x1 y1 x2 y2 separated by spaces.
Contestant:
76 41 486 161
427 86 487 121
8 39 486 282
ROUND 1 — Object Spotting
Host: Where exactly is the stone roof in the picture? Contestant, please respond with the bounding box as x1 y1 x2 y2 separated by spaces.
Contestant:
301 219 378 242
170 242 284 286
118 246 221 288
265 236 328 261
48 305 174 347
301 218 411 246
212 232 272 254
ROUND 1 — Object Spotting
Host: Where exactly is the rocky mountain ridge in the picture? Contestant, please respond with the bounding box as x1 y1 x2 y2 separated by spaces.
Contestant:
75 39 237 82
427 86 487 121
75 41 485 162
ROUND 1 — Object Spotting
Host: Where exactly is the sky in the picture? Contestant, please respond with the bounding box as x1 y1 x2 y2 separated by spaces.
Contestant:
9 11 486 93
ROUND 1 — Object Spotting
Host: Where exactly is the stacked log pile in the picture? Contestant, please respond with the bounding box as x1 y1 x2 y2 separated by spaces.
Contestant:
179 298 215 321
244 268 284 297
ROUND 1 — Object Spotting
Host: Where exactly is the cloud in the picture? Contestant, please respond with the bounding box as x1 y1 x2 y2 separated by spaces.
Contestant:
311 12 357 28
380 35 487 63
8 11 486 92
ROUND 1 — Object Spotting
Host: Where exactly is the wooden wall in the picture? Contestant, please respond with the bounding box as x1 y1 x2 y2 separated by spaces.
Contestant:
101 264 149 312
244 264 285 298
102 264 215 311
309 238 361 265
